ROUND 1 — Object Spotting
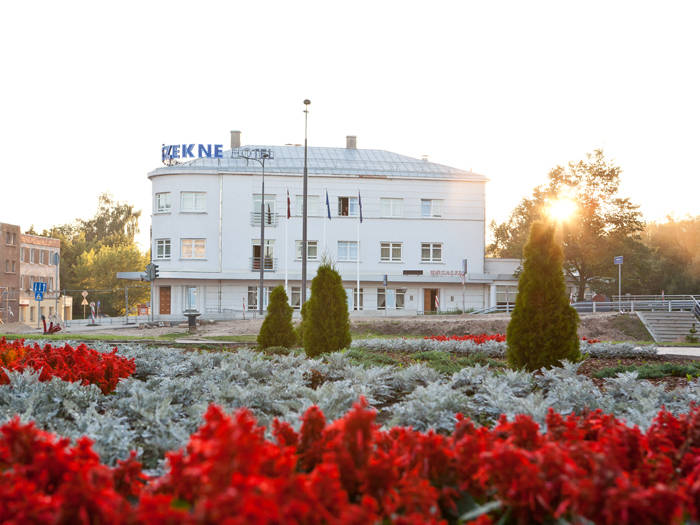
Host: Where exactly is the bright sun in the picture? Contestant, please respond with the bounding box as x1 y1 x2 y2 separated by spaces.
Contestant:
546 198 577 221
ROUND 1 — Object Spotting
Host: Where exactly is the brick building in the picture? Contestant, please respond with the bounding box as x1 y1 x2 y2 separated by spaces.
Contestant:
0 223 21 323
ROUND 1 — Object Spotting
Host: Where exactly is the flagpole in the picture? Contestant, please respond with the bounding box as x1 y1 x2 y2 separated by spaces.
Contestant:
285 216 288 295
356 220 360 311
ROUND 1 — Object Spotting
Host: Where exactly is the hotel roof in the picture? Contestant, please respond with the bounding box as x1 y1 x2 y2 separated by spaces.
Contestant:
148 145 487 182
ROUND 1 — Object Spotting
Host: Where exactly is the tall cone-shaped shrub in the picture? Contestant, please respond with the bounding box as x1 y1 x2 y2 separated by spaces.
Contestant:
507 221 580 370
257 285 296 349
302 262 351 357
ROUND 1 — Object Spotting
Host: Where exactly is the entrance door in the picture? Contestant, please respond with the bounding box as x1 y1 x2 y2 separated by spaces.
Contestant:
159 286 171 315
423 288 439 313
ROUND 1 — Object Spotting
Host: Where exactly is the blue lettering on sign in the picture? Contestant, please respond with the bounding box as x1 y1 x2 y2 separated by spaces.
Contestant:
162 143 225 163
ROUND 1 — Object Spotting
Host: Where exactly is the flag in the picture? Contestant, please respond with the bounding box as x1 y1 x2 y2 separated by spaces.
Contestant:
325 190 331 219
358 190 363 223
267 203 272 224
435 294 439 311
286 189 291 219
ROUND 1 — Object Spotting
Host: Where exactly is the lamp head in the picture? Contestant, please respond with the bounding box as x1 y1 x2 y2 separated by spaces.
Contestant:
303 99 311 105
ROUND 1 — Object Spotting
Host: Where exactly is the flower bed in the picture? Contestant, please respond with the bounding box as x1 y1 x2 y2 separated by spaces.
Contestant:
2 400 699 524
1 342 697 473
0 338 135 394
352 337 658 359
425 334 506 343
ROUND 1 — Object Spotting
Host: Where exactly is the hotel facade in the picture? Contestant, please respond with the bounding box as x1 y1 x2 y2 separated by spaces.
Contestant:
147 132 522 319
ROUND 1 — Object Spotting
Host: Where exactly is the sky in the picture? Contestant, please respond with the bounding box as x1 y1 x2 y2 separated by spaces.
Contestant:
1 0 698 250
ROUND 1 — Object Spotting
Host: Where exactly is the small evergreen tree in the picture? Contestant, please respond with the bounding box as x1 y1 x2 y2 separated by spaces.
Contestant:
257 285 296 349
507 221 580 370
302 261 351 357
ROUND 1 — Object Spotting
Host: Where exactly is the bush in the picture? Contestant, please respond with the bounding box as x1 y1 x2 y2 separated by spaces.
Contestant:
302 262 351 357
507 221 581 370
257 286 296 349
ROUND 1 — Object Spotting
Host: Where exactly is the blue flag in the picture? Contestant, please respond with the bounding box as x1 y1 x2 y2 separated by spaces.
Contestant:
326 190 331 219
358 190 363 223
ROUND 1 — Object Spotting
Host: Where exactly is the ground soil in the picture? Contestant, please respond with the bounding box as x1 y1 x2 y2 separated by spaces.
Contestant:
6 312 654 341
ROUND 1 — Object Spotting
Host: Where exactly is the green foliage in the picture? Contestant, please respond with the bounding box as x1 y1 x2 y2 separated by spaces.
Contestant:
686 323 699 344
488 150 645 300
257 286 296 349
593 361 700 379
302 262 351 357
344 348 401 368
36 193 148 316
507 222 581 371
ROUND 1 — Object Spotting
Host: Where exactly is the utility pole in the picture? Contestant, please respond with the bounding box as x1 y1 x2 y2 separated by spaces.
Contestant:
301 99 311 305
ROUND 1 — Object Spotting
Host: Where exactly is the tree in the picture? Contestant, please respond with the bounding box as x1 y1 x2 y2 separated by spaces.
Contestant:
257 286 296 349
34 193 147 316
506 221 580 371
302 262 351 357
488 150 645 300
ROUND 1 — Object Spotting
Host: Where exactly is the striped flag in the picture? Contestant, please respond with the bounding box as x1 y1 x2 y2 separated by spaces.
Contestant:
325 190 331 219
435 294 440 311
358 190 363 223
266 203 272 224
286 189 291 219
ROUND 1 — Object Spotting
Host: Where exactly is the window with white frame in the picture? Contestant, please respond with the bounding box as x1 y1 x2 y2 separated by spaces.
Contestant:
380 198 403 217
155 192 171 213
252 194 276 224
30 249 35 263
291 287 301 310
295 240 318 260
11 261 16 273
421 242 443 263
180 192 206 212
294 195 321 216
377 288 406 310
184 286 198 310
181 238 206 259
155 239 171 260
353 288 364 310
251 239 275 270
380 242 402 262
338 196 359 217
247 286 269 310
40 250 47 264
337 241 358 261
421 199 442 218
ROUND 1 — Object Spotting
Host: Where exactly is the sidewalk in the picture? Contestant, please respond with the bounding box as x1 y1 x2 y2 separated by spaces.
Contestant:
657 347 700 359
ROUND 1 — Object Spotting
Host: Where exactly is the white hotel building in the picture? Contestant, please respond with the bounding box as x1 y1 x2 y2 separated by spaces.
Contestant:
147 132 520 319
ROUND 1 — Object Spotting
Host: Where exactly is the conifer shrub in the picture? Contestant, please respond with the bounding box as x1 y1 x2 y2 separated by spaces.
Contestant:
506 221 580 370
302 262 351 357
257 285 296 349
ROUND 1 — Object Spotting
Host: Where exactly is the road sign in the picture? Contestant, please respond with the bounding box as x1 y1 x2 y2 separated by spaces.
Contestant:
81 298 88 306
614 256 624 265
32 282 46 294
81 290 88 298
35 292 43 301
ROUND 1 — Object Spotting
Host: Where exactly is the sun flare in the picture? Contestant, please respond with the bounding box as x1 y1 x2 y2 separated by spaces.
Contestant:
546 197 577 221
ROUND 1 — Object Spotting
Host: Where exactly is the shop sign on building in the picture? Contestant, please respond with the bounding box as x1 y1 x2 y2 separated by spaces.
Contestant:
162 144 223 162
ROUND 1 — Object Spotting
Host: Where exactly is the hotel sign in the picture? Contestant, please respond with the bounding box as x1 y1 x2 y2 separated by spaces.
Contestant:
162 144 224 163
430 270 465 276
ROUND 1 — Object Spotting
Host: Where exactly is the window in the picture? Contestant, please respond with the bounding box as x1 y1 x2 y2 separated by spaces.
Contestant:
40 250 47 265
5 232 15 245
11 261 16 273
48 277 53 291
20 249 25 262
252 239 275 270
338 196 359 217
337 241 358 261
247 286 269 310
155 239 171 260
252 194 277 224
155 192 171 212
421 199 442 218
353 288 363 311
421 242 443 263
496 285 518 305
181 238 206 259
380 242 402 262
295 240 318 260
295 195 321 216
377 288 406 310
185 286 198 310
380 198 403 217
291 287 301 310
181 192 207 212
30 249 36 263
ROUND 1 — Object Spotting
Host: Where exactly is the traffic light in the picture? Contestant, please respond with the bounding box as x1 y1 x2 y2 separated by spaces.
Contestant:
153 264 159 279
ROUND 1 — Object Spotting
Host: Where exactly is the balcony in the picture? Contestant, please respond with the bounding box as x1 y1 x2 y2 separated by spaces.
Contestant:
250 257 277 272
250 211 279 227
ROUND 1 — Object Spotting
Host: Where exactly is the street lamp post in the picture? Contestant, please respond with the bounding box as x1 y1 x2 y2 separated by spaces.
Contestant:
301 99 310 306
238 148 274 315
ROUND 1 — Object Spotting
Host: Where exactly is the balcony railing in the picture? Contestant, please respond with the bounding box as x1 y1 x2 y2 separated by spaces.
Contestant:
250 211 279 227
250 257 277 271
